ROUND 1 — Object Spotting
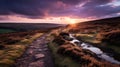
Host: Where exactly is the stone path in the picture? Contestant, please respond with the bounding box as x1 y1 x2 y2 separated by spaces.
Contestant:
14 34 54 67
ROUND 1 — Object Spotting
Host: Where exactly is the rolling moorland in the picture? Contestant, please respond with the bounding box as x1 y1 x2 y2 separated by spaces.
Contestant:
47 17 120 67
0 23 63 33
68 17 120 52
0 17 120 67
0 23 63 67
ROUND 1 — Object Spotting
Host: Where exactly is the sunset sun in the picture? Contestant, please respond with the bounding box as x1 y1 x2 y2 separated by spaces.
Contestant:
63 17 79 24
68 19 77 24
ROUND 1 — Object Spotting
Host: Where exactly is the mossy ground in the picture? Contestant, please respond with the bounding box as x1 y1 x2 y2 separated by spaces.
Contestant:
75 33 120 54
48 42 80 67
47 33 81 67
47 30 120 67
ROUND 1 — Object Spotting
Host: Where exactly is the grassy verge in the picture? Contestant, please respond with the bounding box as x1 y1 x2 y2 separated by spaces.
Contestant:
75 33 101 44
47 31 120 67
47 34 80 67
0 32 43 67
75 33 120 57
107 44 120 53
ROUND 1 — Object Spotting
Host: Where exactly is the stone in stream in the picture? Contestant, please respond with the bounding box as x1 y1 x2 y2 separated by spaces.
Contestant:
35 54 45 59
29 61 44 67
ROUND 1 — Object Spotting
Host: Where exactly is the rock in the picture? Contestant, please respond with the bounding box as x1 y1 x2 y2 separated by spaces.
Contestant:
30 46 39 49
43 48 48 51
29 61 44 67
30 46 35 48
35 54 45 59
27 50 33 54
35 47 40 49
37 40 40 42
38 49 42 52
43 45 48 48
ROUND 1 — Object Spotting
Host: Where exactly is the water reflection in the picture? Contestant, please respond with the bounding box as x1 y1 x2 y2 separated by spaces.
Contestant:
68 34 120 64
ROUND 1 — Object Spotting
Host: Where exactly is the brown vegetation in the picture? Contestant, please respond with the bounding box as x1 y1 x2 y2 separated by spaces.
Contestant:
0 30 43 67
50 31 120 67
100 30 120 45
52 36 65 45
48 17 120 67
57 43 120 67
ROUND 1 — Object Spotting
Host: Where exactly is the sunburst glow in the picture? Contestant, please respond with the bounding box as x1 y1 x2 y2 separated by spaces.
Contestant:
62 17 88 24
0 15 89 24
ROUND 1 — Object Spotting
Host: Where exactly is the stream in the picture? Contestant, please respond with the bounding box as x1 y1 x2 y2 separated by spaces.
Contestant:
68 34 120 64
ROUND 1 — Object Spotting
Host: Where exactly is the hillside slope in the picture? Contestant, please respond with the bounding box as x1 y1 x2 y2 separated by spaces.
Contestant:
68 17 120 33
67 17 120 51
47 17 120 67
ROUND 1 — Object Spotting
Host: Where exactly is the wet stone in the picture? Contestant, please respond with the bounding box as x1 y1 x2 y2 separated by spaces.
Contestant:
30 46 35 48
43 45 48 48
34 54 45 59
29 61 44 67
43 48 48 51
27 50 34 54
37 40 40 41
30 46 40 49
38 49 42 52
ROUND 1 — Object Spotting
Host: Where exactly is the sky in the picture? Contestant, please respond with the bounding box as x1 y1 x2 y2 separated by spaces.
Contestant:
0 0 120 24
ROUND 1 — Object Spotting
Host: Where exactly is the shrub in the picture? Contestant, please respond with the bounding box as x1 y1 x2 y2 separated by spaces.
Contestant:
5 39 19 45
57 44 119 67
52 36 65 45
59 32 69 37
101 30 120 45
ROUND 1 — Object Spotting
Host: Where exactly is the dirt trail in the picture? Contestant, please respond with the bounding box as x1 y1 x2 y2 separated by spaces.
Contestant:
14 34 54 67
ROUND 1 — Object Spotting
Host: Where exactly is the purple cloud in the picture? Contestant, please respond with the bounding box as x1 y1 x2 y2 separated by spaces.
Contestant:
0 0 119 19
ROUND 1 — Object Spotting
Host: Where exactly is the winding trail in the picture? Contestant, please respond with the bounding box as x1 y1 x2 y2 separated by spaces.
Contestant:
14 34 54 67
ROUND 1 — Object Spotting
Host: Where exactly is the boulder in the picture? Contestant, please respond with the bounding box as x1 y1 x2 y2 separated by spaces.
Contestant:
29 61 44 67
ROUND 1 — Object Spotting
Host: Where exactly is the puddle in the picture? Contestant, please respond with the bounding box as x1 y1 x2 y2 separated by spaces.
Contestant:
68 34 120 64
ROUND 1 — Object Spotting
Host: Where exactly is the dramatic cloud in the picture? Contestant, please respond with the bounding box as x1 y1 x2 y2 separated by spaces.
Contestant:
0 0 55 18
83 0 113 7
0 0 120 23
77 4 120 18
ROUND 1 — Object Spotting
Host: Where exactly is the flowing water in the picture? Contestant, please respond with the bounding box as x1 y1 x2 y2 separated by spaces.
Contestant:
69 34 120 64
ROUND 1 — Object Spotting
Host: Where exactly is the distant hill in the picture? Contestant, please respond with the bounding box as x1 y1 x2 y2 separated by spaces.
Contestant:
77 17 120 25
68 17 120 33
0 23 64 32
